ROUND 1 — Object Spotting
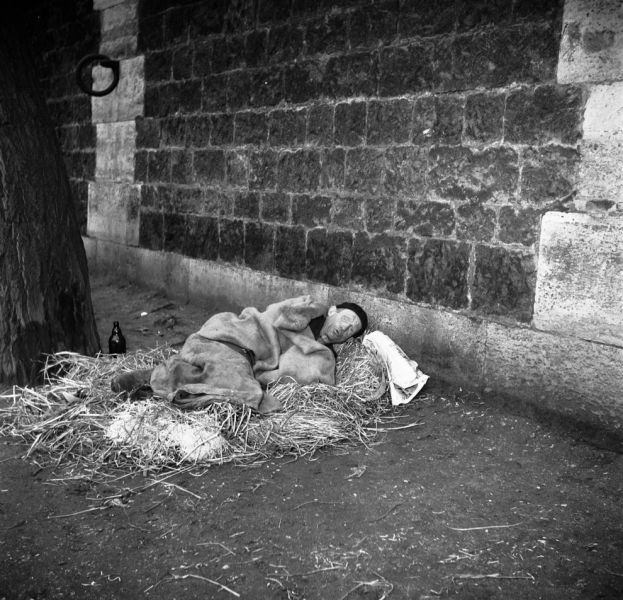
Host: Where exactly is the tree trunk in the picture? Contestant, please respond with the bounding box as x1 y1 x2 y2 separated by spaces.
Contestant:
0 17 101 385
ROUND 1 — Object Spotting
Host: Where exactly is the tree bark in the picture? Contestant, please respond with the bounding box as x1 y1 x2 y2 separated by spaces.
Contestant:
0 17 101 385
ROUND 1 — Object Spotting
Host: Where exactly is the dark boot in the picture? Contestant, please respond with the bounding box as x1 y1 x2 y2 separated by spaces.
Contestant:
111 369 153 399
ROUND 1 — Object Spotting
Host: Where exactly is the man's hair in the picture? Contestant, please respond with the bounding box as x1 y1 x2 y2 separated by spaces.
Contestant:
335 302 368 338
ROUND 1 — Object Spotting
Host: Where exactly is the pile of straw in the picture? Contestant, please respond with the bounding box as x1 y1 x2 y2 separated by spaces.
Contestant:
0 339 389 475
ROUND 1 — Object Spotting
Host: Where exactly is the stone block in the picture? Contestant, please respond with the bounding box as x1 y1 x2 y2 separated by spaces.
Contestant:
558 0 623 84
367 99 412 145
398 0 454 38
505 84 584 145
345 148 385 195
245 29 267 67
163 213 187 254
411 96 436 145
261 192 290 223
396 200 455 237
472 244 536 322
365 197 395 233
170 149 193 184
520 145 579 204
160 116 187 147
135 118 159 151
249 150 279 190
407 238 470 309
205 189 234 218
277 150 321 192
245 221 275 271
268 108 307 147
211 113 234 146
332 197 365 230
306 229 353 286
275 225 307 278
92 56 144 124
323 52 377 98
352 233 407 294
534 211 623 346
284 61 324 104
248 68 285 109
456 202 496 242
194 149 225 184
234 111 268 146
168 187 204 214
385 147 428 199
484 322 623 434
258 0 291 23
202 74 228 112
464 91 505 143
163 6 189 45
226 151 249 187
497 206 540 246
192 41 211 78
455 0 512 31
379 42 434 96
307 103 334 146
233 191 260 219
320 148 345 190
350 2 398 49
583 82 623 142
292 194 332 227
88 181 141 245
138 14 163 52
137 210 163 251
305 13 348 55
219 218 244 264
95 121 137 182
335 101 366 147
187 2 225 37
185 115 212 148
577 140 623 203
172 45 193 80
185 215 219 260
144 50 171 83
267 23 304 64
429 145 518 203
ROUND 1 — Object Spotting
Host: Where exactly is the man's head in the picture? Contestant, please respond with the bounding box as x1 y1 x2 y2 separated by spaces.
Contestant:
317 302 368 344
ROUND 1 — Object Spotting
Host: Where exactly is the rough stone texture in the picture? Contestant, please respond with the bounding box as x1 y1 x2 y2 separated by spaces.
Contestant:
292 194 332 227
219 218 244 264
92 57 144 124
345 148 385 195
455 202 496 242
335 101 367 147
472 245 536 322
396 200 455 237
577 141 623 204
244 221 275 271
558 0 623 84
95 122 136 181
351 233 407 294
306 229 353 286
520 145 579 205
534 212 623 347
275 225 306 279
464 91 505 143
88 182 141 244
367 99 412 145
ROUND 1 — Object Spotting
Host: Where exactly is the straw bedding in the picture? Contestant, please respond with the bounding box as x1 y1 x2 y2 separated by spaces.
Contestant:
0 339 389 475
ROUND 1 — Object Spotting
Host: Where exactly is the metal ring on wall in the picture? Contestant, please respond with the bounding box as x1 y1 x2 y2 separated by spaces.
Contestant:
76 54 120 97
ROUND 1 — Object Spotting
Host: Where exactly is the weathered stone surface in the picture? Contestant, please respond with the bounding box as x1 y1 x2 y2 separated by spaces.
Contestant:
384 146 428 199
396 200 455 237
95 121 136 181
345 148 385 195
135 117 160 149
305 12 348 55
202 74 228 112
172 45 193 80
407 238 470 309
244 221 275 271
429 145 518 202
245 29 267 67
398 0 454 38
367 99 412 145
168 187 204 214
323 52 377 98
233 191 260 219
464 91 505 143
379 41 435 96
456 202 496 242
138 210 163 251
234 111 268 146
163 213 186 254
225 70 251 111
349 2 398 48
89 181 141 244
455 0 512 31
204 190 234 218
534 211 623 346
484 322 623 433
184 215 219 260
520 145 579 204
332 197 365 230
193 149 226 184
275 225 306 278
211 113 235 146
472 245 536 322
261 192 290 223
558 0 623 84
497 206 540 246
306 229 353 286
583 82 623 142
505 84 584 145
365 197 395 233
92 57 144 123
226 151 249 187
219 218 244 264
277 150 321 192
292 194 332 227
248 150 278 190
192 41 211 78
307 103 334 146
419 95 464 145
184 115 211 148
145 150 170 183
335 101 366 147
267 23 304 64
320 148 345 190
352 233 407 294
268 108 307 147
577 141 623 203
248 68 285 108
284 61 324 104
170 149 192 184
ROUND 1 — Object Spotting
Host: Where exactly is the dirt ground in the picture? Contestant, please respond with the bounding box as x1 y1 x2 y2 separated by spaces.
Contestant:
1 273 622 600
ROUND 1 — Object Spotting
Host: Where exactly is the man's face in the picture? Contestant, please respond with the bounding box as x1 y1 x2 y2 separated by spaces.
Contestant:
318 307 362 344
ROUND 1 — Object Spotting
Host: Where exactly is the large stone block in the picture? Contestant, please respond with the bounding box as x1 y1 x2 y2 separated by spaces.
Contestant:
345 148 385 195
193 149 226 184
558 0 623 84
456 201 496 242
379 42 435 96
398 0 454 38
352 233 407 294
233 191 260 219
577 140 623 203
95 121 136 181
234 111 269 146
267 23 304 64
365 197 395 233
320 148 345 190
396 200 455 237
92 56 144 124
534 211 623 346
88 181 141 244
305 12 348 55
261 191 290 223
384 146 428 199
464 91 505 143
306 229 353 286
219 218 244 264
184 215 219 261
583 82 623 142
497 205 540 246
244 221 275 272
332 197 365 230
275 225 306 278
335 101 366 147
307 103 334 146
323 52 378 98
520 145 579 205
367 99 412 145
249 150 279 190
292 194 332 227
268 108 307 147
277 150 321 192
407 238 470 309
137 210 162 253
349 2 398 49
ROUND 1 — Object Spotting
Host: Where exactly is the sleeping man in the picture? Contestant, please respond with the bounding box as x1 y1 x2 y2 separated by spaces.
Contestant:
111 296 368 414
